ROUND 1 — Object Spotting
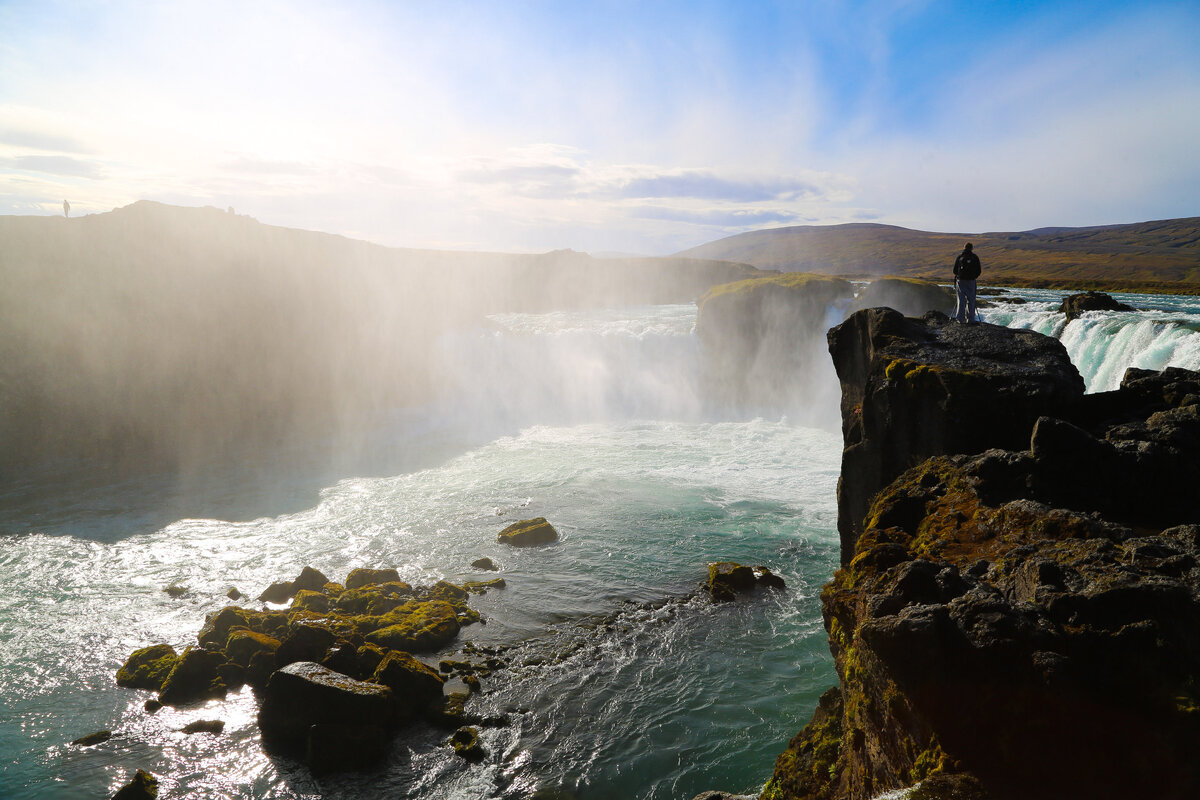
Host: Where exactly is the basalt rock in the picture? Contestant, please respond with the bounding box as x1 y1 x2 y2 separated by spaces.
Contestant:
116 644 179 691
111 769 158 800
826 308 1084 563
706 562 788 600
497 517 559 546
1059 291 1135 321
767 309 1200 800
157 646 227 706
258 661 394 769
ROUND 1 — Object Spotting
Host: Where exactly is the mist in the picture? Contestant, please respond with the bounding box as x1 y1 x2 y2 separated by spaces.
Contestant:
0 201 785 519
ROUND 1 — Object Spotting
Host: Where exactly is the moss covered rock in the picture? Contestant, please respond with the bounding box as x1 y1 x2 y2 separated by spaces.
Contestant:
372 651 445 718
116 644 179 691
225 629 281 668
158 646 227 707
497 517 559 546
366 600 461 652
345 567 402 590
111 769 158 800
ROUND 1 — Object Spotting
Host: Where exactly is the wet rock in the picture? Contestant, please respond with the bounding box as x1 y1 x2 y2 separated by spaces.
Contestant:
258 662 394 761
143 699 162 713
371 651 445 719
770 308 1200 800
307 722 388 773
163 584 187 598
275 623 336 667
157 646 226 706
116 644 179 691
345 567 402 590
826 307 1084 562
449 726 486 761
463 577 507 593
71 730 112 746
111 769 157 800
471 557 500 571
365 600 461 652
1060 291 1135 321
497 517 559 546
707 562 757 601
257 580 294 604
257 566 330 603
225 629 281 667
226 587 244 601
180 719 224 735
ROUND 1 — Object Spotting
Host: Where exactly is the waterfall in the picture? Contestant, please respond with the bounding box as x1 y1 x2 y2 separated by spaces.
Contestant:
986 292 1200 392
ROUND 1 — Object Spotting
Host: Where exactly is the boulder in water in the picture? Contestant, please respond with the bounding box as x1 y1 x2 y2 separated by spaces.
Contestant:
365 600 461 652
707 562 758 601
449 726 486 761
371 651 445 719
158 646 226 706
345 567 402 590
116 644 179 691
497 517 559 546
111 769 158 800
471 557 500 571
258 661 394 763
71 730 112 747
1060 291 1135 321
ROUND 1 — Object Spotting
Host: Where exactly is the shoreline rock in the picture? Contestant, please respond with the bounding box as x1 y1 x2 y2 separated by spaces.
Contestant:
765 308 1200 800
497 517 559 546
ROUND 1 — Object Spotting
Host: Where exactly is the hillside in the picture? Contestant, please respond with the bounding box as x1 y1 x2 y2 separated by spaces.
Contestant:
0 201 765 484
677 218 1200 294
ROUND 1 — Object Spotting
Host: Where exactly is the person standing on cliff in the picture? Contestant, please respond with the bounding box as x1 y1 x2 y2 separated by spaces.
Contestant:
953 242 981 323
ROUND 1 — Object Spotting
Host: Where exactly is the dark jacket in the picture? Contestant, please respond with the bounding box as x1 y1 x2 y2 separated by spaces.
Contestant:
954 250 981 280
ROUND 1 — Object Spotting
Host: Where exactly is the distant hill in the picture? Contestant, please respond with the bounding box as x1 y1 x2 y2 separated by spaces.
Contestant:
676 218 1200 293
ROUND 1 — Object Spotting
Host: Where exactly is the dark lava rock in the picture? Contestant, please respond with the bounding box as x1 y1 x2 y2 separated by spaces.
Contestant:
707 562 757 601
116 644 178 691
258 662 394 769
471 557 500 571
497 517 559 546
180 719 224 735
111 769 157 800
345 567 402 590
827 307 1084 562
71 730 112 747
1060 291 1135 321
371 651 445 720
767 306 1200 800
449 726 486 761
158 646 226 706
307 722 389 773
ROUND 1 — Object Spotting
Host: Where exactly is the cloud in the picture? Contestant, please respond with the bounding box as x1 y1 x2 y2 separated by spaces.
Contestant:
628 205 804 227
218 158 319 176
0 155 105 179
0 128 92 153
611 172 822 203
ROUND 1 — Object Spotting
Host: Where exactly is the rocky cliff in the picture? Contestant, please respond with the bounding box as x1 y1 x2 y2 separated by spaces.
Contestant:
764 309 1200 800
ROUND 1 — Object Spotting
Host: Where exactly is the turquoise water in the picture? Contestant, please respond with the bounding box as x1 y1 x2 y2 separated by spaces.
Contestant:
4 292 1200 800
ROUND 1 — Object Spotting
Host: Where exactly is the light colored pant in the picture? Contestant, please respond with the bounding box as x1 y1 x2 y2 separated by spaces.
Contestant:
955 279 977 323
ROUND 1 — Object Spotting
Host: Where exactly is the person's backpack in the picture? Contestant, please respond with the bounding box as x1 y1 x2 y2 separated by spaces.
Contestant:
958 252 981 280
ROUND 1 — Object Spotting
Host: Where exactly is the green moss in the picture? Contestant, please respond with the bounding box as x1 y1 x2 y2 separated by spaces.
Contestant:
116 644 179 691
365 600 461 652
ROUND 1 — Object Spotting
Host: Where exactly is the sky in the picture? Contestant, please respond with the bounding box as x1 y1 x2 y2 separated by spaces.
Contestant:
1 0 1197 254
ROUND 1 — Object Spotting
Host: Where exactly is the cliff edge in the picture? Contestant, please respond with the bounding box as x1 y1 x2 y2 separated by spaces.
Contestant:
765 308 1200 800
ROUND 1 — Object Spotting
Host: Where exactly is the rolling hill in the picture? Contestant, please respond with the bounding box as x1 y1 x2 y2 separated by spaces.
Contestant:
676 218 1200 294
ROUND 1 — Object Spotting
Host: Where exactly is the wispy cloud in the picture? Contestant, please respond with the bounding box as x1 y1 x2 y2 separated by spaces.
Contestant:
0 155 104 179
